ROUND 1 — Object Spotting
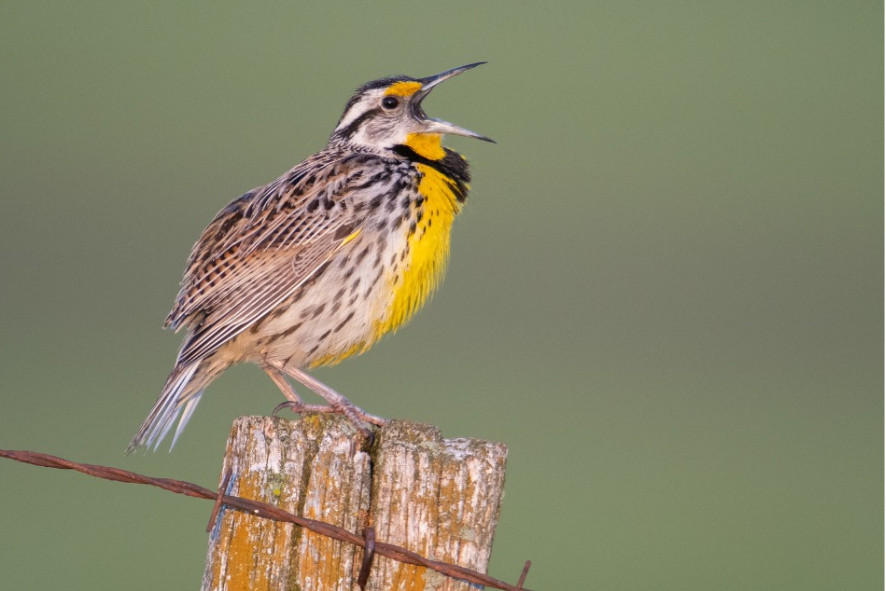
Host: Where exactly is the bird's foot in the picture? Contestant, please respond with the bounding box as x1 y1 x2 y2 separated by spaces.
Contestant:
263 364 385 438
272 400 337 417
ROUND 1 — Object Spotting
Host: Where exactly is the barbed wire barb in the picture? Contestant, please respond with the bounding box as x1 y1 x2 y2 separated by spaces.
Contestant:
358 526 377 591
517 559 532 589
206 467 233 533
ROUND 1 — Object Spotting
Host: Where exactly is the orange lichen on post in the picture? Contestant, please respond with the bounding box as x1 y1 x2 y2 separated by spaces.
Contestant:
390 563 427 591
210 473 279 590
202 415 371 591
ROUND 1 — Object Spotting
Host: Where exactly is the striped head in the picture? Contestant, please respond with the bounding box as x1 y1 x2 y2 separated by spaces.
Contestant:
330 63 493 159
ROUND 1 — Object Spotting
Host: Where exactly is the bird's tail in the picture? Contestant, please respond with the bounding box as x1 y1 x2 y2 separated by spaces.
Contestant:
126 359 216 454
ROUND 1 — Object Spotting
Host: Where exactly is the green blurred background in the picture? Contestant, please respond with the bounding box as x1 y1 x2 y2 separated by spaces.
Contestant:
0 1 881 589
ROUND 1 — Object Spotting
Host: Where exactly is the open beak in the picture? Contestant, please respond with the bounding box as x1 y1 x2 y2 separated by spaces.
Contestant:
413 62 495 143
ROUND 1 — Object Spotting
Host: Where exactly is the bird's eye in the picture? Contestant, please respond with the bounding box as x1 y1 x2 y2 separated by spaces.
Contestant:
381 96 399 110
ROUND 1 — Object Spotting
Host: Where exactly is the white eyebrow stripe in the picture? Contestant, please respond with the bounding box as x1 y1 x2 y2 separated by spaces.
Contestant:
335 94 379 131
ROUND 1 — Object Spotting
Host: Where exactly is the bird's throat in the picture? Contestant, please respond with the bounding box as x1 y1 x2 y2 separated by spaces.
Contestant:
404 133 445 161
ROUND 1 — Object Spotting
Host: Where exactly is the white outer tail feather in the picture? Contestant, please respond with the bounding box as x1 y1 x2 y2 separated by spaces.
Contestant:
126 361 205 454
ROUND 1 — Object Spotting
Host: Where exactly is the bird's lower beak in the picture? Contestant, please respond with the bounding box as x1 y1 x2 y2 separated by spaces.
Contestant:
413 62 495 143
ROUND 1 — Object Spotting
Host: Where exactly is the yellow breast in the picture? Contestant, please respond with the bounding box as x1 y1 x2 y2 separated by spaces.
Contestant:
374 161 463 339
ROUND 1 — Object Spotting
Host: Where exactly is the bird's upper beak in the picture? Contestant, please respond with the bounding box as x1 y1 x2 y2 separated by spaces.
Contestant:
412 62 495 143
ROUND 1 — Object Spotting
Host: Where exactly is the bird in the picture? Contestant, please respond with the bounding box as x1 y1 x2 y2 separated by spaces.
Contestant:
126 63 492 453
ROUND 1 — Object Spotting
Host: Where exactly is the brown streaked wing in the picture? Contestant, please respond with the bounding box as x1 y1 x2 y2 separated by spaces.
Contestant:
175 232 358 365
166 153 358 331
164 191 255 331
165 152 372 364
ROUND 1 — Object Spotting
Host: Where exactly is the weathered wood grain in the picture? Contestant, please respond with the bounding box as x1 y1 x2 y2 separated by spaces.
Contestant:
202 415 371 591
366 420 508 591
203 415 507 591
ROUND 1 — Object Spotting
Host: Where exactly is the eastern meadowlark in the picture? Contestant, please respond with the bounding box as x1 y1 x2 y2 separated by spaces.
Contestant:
127 63 492 453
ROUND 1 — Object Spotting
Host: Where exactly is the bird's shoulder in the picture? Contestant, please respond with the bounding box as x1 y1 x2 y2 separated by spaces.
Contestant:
164 148 414 330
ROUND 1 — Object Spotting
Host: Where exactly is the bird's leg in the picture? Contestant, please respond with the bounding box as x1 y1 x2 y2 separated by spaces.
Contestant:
283 366 387 431
263 365 386 435
262 365 337 416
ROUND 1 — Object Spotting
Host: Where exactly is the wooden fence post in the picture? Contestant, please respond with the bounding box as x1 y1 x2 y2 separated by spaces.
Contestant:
367 420 508 591
201 414 507 591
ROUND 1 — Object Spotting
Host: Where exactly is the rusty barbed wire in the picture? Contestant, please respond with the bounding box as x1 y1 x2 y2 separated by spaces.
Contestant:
0 448 534 591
